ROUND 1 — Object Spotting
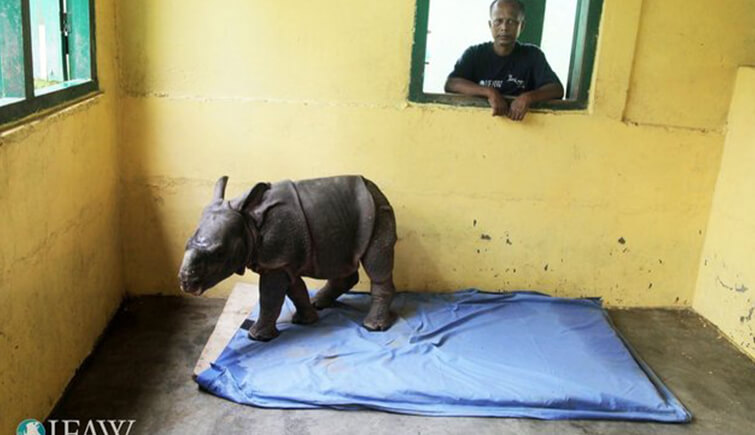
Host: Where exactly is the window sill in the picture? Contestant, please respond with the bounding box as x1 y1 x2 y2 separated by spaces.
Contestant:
0 81 101 132
409 93 589 112
0 86 103 134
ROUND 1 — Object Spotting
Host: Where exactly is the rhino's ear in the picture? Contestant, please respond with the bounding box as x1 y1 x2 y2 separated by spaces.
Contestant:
212 176 230 202
235 182 271 212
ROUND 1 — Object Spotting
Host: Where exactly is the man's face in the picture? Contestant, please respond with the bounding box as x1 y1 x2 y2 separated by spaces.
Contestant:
489 1 525 48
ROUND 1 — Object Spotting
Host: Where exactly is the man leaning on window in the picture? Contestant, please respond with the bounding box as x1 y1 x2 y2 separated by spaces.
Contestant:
445 0 564 121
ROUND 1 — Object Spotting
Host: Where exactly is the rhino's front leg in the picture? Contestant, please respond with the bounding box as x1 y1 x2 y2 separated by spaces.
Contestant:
288 276 319 325
249 270 288 341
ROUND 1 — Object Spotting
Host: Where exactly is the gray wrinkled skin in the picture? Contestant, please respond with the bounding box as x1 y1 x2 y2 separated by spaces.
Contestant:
178 175 397 341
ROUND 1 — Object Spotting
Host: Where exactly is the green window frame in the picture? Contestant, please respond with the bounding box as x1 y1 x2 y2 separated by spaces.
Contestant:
0 0 97 126
409 0 603 111
517 0 546 47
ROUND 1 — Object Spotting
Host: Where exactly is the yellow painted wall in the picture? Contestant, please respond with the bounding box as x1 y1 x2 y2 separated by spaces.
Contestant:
625 0 755 130
694 67 755 360
116 0 754 307
0 1 122 432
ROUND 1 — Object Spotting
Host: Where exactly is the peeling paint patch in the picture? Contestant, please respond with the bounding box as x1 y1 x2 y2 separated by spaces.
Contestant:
618 237 626 244
544 264 548 271
473 219 477 227
480 234 491 241
505 238 512 245
648 283 653 289
716 276 733 290
716 276 749 293
740 307 754 323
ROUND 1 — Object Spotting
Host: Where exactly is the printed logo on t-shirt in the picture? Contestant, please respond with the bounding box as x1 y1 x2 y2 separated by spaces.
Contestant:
506 74 525 89
479 75 526 90
479 79 504 88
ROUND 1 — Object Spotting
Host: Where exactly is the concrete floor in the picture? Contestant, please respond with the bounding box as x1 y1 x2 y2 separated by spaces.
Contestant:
50 296 755 435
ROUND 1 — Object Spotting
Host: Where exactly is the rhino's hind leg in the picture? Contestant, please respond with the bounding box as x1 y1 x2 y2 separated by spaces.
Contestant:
363 279 396 331
312 272 359 309
288 276 319 324
361 180 397 331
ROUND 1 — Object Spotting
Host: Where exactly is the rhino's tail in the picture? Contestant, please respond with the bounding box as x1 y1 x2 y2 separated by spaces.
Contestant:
361 177 394 218
360 177 397 282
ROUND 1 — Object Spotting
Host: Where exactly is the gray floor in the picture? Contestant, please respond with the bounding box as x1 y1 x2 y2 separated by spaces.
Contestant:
50 296 755 435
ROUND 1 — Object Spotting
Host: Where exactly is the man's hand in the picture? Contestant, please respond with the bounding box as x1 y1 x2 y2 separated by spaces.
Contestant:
486 88 509 117
446 77 564 120
446 77 510 116
508 83 564 121
508 94 532 121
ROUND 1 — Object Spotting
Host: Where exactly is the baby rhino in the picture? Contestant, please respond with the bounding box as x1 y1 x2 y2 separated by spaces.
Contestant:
178 175 397 341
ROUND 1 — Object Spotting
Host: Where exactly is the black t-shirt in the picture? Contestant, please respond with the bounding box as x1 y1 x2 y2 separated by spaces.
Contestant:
449 42 561 96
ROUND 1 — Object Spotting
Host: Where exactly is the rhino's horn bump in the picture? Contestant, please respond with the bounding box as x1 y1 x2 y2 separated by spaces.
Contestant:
213 176 230 201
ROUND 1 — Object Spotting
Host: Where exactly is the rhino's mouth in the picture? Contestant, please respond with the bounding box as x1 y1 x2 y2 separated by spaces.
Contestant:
185 287 204 296
179 277 206 295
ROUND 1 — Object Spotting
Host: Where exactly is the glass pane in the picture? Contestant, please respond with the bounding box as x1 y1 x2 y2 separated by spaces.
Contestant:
541 0 578 92
30 0 65 95
66 0 90 81
0 0 25 106
424 0 492 94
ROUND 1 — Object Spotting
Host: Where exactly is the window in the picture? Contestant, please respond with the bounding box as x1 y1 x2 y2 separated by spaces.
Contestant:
1 0 97 125
409 0 603 110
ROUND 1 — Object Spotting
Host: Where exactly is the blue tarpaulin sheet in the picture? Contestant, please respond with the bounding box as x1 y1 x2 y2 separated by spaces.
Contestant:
196 290 691 421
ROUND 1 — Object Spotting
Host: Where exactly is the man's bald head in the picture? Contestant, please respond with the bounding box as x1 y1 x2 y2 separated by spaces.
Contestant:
489 0 525 19
488 0 526 55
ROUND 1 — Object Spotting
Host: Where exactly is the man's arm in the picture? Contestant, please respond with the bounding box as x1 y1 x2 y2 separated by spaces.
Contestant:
508 82 564 121
445 77 509 117
507 46 566 121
